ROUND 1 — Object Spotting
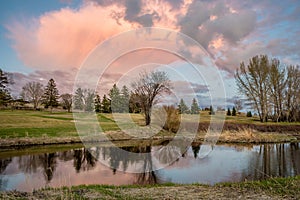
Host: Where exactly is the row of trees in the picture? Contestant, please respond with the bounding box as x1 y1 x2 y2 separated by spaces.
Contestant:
235 55 300 122
0 70 62 113
8 70 170 126
73 84 130 113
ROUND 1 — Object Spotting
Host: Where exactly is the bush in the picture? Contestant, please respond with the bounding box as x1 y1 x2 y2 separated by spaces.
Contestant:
152 105 180 133
162 105 180 133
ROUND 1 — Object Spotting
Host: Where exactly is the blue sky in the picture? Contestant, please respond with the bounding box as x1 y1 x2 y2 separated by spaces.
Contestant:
0 0 299 103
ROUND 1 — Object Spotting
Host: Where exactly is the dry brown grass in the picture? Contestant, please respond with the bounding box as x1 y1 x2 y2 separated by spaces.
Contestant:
216 128 297 143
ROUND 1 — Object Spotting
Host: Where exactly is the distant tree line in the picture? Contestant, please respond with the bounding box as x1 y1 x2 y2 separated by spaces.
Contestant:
235 55 300 122
1 59 299 124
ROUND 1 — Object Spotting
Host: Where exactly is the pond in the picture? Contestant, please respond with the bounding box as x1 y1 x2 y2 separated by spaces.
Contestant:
0 141 299 191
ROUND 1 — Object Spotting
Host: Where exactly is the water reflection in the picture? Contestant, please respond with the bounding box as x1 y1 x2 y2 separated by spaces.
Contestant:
0 142 299 191
248 142 300 180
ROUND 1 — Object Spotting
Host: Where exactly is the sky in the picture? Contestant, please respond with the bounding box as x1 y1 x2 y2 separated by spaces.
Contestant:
1 0 300 107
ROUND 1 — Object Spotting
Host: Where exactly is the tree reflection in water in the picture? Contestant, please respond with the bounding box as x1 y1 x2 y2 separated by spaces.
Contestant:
249 143 300 180
0 142 299 188
42 153 57 182
0 158 12 190
73 148 99 173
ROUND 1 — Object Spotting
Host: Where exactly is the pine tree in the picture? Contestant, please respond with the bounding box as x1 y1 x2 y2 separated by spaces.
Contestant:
42 78 59 112
246 111 252 117
209 105 215 115
178 98 189 114
73 88 95 111
227 108 231 116
190 98 200 114
43 78 59 112
109 84 122 113
84 89 95 112
232 106 237 116
0 69 11 105
102 94 111 113
120 85 130 113
94 94 101 113
74 87 84 110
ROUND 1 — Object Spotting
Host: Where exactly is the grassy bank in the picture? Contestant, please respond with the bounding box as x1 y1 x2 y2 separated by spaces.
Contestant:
0 110 299 148
1 176 299 199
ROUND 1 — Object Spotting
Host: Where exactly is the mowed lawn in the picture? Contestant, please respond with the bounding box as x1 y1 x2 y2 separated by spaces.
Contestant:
0 110 145 139
0 110 298 139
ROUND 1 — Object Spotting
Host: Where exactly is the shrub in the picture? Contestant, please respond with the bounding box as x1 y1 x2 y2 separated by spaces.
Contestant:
162 105 180 133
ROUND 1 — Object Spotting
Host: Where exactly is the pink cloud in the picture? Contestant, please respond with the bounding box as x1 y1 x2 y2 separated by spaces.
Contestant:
7 3 132 70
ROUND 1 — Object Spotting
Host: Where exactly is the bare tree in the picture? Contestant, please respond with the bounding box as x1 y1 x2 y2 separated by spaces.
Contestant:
235 55 270 122
285 65 300 122
269 59 286 122
131 71 171 125
21 81 44 110
60 93 72 112
233 99 243 113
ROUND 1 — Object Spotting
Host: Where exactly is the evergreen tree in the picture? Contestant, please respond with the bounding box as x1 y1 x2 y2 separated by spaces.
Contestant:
0 69 11 105
209 105 215 115
246 111 252 117
190 98 199 114
120 85 130 113
94 94 101 113
232 106 237 116
109 84 122 113
178 98 189 114
102 94 111 113
227 108 231 116
42 78 59 112
74 87 84 110
84 89 95 112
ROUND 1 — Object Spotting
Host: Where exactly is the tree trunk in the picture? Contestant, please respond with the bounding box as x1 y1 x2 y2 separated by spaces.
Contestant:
145 111 151 126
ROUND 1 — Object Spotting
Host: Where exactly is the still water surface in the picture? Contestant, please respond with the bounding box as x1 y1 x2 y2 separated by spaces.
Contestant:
0 142 299 191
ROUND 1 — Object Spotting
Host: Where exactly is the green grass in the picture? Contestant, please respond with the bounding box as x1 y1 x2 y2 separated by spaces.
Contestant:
1 176 298 199
219 175 300 197
0 110 298 141
0 110 77 138
0 110 146 139
49 176 300 199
